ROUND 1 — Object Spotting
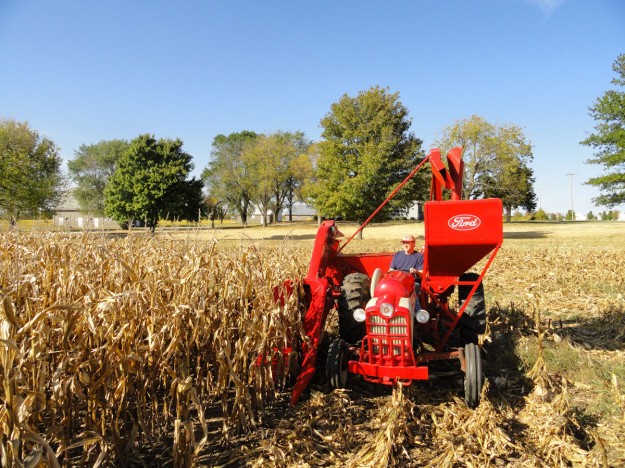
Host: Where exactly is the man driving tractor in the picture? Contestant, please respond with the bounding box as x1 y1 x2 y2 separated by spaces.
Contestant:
389 234 423 276
389 234 424 311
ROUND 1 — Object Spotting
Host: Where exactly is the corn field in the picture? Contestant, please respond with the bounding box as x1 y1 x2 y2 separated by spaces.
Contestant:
1 230 624 466
0 231 307 466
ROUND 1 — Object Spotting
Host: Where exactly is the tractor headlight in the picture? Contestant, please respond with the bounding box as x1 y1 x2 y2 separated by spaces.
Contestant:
379 302 394 317
353 308 366 322
416 309 430 324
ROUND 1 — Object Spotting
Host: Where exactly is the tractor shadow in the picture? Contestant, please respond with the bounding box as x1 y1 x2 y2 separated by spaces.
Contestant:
555 304 625 351
503 230 549 240
263 233 318 241
482 304 535 406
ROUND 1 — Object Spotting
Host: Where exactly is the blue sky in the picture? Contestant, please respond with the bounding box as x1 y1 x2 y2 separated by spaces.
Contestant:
1 0 624 216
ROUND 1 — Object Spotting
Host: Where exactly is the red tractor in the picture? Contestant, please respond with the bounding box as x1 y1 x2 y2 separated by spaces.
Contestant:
287 147 503 408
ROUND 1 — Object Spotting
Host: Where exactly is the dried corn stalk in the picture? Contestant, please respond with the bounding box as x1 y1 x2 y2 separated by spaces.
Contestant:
0 231 306 465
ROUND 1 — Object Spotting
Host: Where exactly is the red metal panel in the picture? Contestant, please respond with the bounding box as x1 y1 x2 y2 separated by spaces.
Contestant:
290 277 331 405
306 220 341 280
373 269 414 298
446 147 464 201
424 199 503 278
429 147 464 201
348 361 429 382
338 253 393 277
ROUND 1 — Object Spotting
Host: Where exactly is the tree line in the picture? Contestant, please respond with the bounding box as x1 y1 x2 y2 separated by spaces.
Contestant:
2 54 623 229
201 130 313 226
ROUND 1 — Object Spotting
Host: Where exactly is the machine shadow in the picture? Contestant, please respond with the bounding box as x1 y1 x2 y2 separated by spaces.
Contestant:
557 304 625 351
503 231 549 240
263 233 318 241
482 304 535 410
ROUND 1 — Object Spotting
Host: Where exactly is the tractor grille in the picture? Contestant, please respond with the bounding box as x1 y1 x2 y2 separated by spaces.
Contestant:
369 315 407 336
369 315 409 355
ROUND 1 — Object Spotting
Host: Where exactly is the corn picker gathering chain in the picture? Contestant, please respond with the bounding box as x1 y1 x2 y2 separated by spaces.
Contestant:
277 147 503 408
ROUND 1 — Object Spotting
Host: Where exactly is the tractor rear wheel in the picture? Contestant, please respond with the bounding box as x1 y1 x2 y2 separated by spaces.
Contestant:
463 342 483 408
458 272 486 345
327 338 350 389
338 273 371 344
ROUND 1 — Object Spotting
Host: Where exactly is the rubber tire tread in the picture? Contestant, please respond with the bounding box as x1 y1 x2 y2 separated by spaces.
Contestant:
327 338 349 390
458 272 486 344
464 342 483 408
338 273 371 344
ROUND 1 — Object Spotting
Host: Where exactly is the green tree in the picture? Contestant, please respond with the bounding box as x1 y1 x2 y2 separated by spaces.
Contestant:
215 204 228 223
307 86 425 229
0 119 65 225
67 139 129 215
478 159 537 222
287 151 315 221
104 134 203 232
532 209 549 221
600 210 619 221
201 131 258 225
300 143 322 223
438 115 535 221
438 115 496 199
241 131 312 226
242 134 275 226
581 53 625 208
586 211 596 220
203 195 222 228
279 131 312 221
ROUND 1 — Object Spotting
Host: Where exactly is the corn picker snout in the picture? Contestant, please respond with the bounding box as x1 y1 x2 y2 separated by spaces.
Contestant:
287 147 503 408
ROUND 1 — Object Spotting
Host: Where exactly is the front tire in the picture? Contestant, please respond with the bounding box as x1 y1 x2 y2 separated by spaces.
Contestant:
338 273 371 344
463 342 483 408
327 338 350 390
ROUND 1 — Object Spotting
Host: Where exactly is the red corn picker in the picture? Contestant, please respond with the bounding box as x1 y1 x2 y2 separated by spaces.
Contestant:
286 147 503 408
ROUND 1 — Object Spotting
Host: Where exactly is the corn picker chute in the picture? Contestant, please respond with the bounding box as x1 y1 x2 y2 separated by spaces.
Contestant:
287 147 503 407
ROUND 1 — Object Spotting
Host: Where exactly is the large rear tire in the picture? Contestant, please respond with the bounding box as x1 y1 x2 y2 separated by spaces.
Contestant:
458 272 486 345
338 273 370 344
327 338 350 390
463 342 483 408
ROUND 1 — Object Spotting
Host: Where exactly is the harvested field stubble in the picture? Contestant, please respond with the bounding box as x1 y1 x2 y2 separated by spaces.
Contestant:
1 229 624 466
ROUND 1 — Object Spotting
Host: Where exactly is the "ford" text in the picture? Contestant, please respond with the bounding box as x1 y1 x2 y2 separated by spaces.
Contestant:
448 214 481 231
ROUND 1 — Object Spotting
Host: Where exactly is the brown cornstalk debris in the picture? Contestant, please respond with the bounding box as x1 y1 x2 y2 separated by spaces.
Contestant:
1 231 624 466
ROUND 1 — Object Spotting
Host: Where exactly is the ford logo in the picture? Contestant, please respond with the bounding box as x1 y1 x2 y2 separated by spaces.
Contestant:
448 214 481 231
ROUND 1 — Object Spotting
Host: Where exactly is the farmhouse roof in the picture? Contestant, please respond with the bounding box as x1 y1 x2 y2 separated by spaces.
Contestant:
55 190 81 211
284 203 316 216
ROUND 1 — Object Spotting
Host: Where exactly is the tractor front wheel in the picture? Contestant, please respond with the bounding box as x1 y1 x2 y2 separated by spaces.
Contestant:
338 273 371 344
327 338 350 390
463 342 483 408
